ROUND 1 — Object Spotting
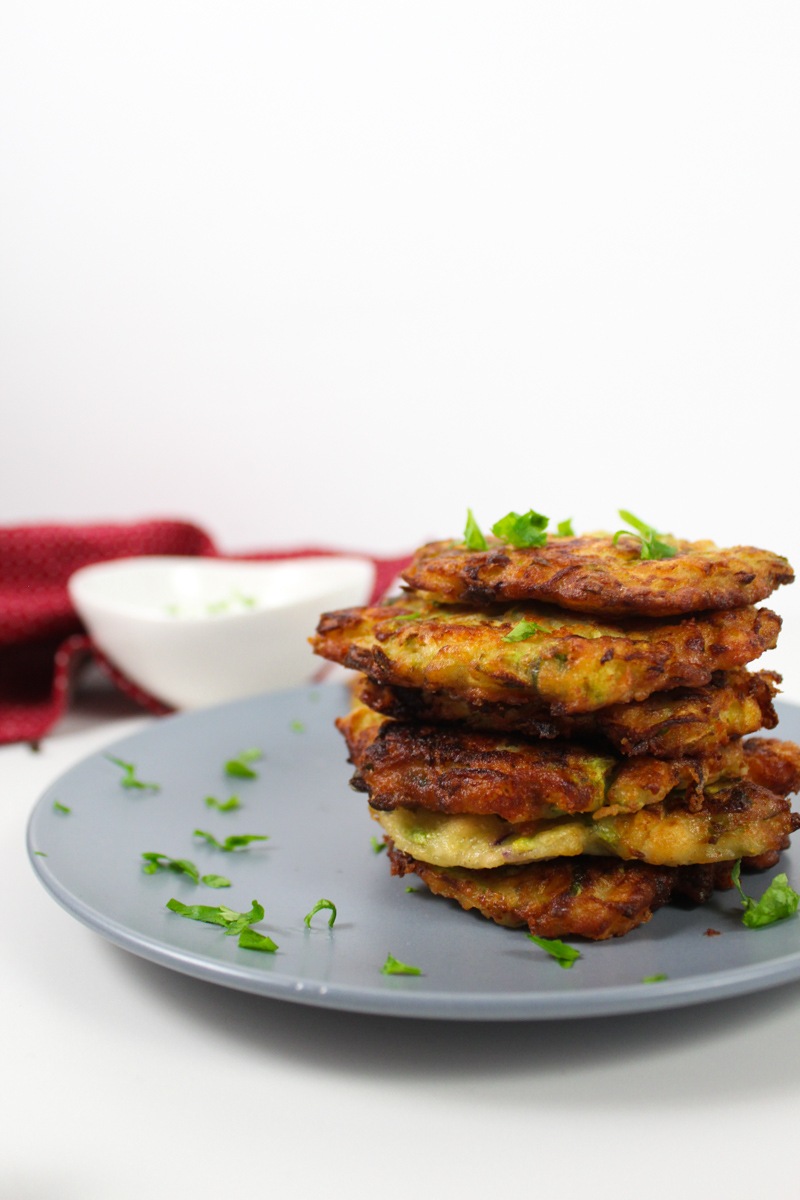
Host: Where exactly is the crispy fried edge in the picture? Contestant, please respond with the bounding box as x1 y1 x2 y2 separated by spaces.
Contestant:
401 536 794 616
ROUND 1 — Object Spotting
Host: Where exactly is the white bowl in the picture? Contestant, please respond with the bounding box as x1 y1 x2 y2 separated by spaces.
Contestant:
68 555 375 709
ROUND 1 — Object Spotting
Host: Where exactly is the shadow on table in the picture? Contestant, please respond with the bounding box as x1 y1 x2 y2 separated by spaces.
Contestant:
108 942 800 1109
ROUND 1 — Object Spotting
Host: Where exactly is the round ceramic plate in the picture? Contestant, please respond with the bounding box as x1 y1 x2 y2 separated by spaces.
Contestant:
27 686 800 1020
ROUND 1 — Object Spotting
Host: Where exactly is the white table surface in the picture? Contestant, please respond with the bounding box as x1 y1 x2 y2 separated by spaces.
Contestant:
4 686 800 1200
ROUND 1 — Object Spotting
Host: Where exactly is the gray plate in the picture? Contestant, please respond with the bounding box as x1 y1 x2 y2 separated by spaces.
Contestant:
27 686 800 1020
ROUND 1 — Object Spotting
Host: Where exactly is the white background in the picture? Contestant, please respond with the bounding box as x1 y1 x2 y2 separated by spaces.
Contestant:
2 7 800 1196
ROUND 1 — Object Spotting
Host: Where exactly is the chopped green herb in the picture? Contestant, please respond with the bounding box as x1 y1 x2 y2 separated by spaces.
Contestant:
34 851 47 857
205 795 241 812
392 611 423 623
731 861 800 928
106 755 161 791
370 836 386 854
224 749 263 779
289 720 305 733
381 953 422 976
405 886 419 893
556 518 574 537
142 853 199 883
641 973 668 983
614 510 677 561
201 874 231 888
304 898 337 929
221 900 265 937
166 897 263 935
491 509 549 548
238 928 278 952
502 619 546 643
194 829 268 852
463 508 488 551
53 801 71 814
526 934 581 969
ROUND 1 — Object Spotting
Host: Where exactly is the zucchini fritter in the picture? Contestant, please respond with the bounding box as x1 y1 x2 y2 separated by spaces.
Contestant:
359 668 780 758
313 595 781 715
402 535 794 616
743 736 800 797
373 782 798 869
339 702 758 822
387 844 739 940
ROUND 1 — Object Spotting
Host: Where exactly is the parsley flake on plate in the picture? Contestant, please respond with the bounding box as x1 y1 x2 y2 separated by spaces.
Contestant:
224 749 263 779
526 934 581 969
166 897 264 935
194 829 268 852
53 801 71 814
205 795 241 812
201 874 231 888
238 928 278 952
613 510 677 561
304 898 337 929
370 836 386 854
731 861 800 928
142 853 199 883
491 509 549 548
463 508 488 551
105 755 160 791
289 720 305 733
641 973 668 983
34 851 47 857
502 619 546 643
381 953 422 976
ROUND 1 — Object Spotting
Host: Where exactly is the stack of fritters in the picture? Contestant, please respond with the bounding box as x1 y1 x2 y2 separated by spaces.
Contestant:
312 531 800 940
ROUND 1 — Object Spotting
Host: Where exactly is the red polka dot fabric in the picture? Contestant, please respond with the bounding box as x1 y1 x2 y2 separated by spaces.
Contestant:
0 520 410 745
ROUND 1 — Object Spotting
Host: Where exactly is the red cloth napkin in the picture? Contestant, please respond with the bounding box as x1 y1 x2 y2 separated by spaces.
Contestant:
0 520 410 746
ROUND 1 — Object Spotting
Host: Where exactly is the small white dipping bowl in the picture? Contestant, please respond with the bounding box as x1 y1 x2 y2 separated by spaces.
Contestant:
68 555 375 709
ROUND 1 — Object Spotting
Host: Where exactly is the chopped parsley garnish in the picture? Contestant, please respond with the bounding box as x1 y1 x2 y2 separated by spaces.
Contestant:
224 749 262 779
289 720 305 733
370 836 386 854
34 851 47 857
53 801 71 814
166 897 264 936
238 928 278 952
463 508 487 551
556 518 574 537
205 795 241 812
526 934 581 968
304 899 337 929
502 619 546 642
405 886 418 893
105 755 161 791
491 509 549 548
142 853 199 883
381 953 422 976
613 510 677 561
194 829 268 852
201 874 231 888
641 973 667 983
731 861 800 928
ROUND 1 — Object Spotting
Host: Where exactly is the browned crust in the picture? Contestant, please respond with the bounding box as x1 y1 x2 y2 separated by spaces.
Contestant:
386 843 741 940
401 535 794 616
743 737 800 798
312 598 781 715
337 703 761 822
359 668 781 758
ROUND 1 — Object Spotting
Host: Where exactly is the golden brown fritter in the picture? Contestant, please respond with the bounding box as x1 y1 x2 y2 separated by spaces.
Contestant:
743 737 800 797
387 844 740 940
402 534 794 616
358 668 780 758
313 595 781 715
339 702 755 822
373 781 798 869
